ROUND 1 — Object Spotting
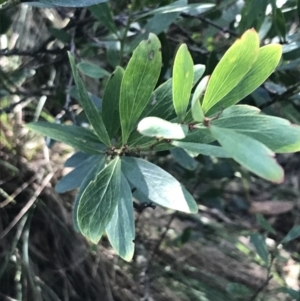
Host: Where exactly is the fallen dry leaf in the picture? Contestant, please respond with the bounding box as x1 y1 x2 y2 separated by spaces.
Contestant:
249 201 294 215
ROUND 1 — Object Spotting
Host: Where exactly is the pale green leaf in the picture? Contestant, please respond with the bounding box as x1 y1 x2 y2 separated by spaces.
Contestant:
137 117 188 139
202 29 260 113
210 125 284 183
212 114 300 153
172 44 194 121
77 157 121 243
102 66 124 139
26 122 104 154
191 75 208 122
69 53 111 146
207 45 282 116
122 157 198 213
120 33 162 143
172 141 230 158
106 174 135 261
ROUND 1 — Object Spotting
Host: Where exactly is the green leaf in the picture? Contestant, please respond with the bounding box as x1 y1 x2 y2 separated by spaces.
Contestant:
172 141 230 158
137 117 188 139
202 29 260 113
191 75 208 122
209 125 284 183
102 66 124 139
256 214 276 235
89 2 118 35
106 174 135 261
206 45 282 116
250 233 269 265
77 157 121 244
274 8 286 42
281 225 300 244
77 62 110 79
119 33 162 144
170 148 198 170
172 44 194 121
64 152 90 167
56 155 101 193
298 0 300 20
218 105 260 118
26 122 104 154
122 157 198 213
139 0 214 17
72 157 106 232
211 114 300 153
68 53 111 146
35 0 108 7
48 27 70 43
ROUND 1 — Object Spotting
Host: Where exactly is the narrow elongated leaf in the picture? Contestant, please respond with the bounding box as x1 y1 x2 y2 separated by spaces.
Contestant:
89 3 118 35
172 141 230 158
250 233 269 265
137 117 188 139
209 125 284 183
122 157 198 213
274 8 286 41
212 115 300 153
26 122 104 154
281 225 300 244
202 29 260 113
77 157 121 243
69 53 111 146
56 155 101 193
127 65 205 147
102 67 124 139
191 75 208 122
120 34 162 144
77 62 110 79
172 44 194 121
106 174 135 261
171 148 198 170
73 157 106 232
207 45 282 116
39 0 108 7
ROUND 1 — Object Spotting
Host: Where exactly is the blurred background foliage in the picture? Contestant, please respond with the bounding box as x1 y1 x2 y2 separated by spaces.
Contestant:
0 0 300 300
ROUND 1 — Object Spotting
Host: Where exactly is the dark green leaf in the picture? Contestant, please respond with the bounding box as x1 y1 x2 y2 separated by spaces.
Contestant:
89 2 117 35
250 233 269 265
69 53 111 146
122 157 198 213
77 157 121 243
26 122 104 154
106 174 135 261
37 0 108 7
48 27 71 43
56 155 101 193
102 66 124 139
281 225 300 244
274 8 286 42
119 33 162 143
77 62 110 79
64 152 91 167
256 214 276 235
171 148 198 170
